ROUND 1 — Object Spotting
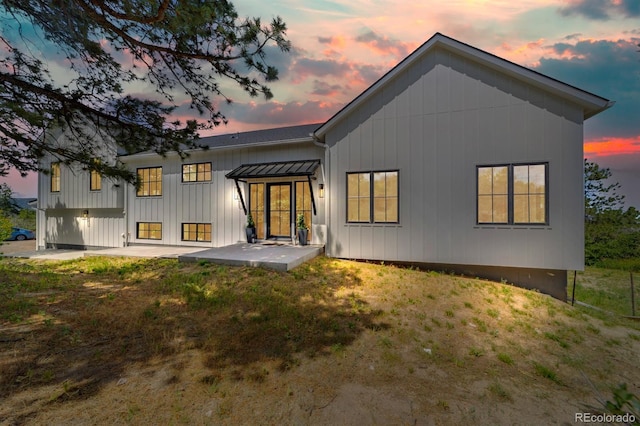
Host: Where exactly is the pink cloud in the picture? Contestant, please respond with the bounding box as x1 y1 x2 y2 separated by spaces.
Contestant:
289 56 386 101
311 80 343 97
354 30 416 60
318 35 347 50
195 98 343 136
292 57 352 82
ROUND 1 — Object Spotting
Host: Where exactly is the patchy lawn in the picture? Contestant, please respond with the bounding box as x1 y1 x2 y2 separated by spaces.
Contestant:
1 256 638 424
571 266 640 318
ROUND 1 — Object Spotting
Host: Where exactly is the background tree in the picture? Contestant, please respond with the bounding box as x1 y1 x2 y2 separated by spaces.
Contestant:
0 183 19 216
0 0 291 182
0 183 36 230
584 159 625 220
0 214 11 242
584 159 640 264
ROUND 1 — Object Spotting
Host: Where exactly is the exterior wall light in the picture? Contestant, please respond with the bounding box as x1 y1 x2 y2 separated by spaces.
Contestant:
82 210 89 218
319 183 324 198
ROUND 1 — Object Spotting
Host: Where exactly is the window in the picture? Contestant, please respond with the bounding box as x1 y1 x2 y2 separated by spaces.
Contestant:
347 171 398 223
51 162 60 192
137 167 162 197
373 171 399 223
477 163 547 225
477 166 508 224
137 222 162 240
90 159 101 191
182 162 212 182
182 223 212 242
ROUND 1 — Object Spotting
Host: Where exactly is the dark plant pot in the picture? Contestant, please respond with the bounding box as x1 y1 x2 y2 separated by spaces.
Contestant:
246 227 256 243
297 228 308 246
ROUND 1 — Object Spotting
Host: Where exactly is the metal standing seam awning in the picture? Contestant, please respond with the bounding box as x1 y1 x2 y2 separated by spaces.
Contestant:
225 159 321 215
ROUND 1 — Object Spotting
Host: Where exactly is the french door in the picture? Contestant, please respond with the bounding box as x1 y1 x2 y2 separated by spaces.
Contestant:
267 183 291 238
249 181 312 240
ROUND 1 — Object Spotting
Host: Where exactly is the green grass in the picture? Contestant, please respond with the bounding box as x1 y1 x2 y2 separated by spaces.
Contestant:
497 352 514 365
596 258 640 272
468 347 484 357
533 363 561 384
1 255 639 424
488 382 512 400
569 261 640 318
544 332 570 349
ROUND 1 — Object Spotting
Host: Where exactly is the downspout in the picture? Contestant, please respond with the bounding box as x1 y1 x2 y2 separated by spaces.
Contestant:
311 132 330 253
122 179 129 247
35 203 45 251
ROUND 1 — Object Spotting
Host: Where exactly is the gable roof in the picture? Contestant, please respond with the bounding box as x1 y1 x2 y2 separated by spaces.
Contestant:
197 123 322 149
119 123 323 159
314 32 613 140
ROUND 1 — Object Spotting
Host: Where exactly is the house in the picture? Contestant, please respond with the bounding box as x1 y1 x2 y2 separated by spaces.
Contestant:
36 33 612 300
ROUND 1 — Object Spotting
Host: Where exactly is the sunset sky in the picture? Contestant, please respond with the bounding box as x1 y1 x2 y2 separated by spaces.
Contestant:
2 0 639 206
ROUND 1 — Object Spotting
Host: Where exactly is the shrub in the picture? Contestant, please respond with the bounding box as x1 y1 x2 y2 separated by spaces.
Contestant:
0 214 12 242
13 209 36 230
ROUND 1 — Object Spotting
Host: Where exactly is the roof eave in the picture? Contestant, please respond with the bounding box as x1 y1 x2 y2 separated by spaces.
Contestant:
584 100 615 120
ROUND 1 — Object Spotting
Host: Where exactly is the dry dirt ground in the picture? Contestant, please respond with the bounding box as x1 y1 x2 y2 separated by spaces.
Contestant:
0 240 36 255
1 255 639 425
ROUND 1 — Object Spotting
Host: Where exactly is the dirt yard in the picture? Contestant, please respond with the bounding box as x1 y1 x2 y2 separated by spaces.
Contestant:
1 256 638 425
0 239 36 255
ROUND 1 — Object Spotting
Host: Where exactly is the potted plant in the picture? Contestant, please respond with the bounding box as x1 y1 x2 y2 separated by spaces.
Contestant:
296 213 309 245
246 213 256 243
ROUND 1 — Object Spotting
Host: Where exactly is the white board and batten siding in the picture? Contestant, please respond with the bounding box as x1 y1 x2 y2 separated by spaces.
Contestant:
325 46 585 271
123 142 326 247
37 129 126 249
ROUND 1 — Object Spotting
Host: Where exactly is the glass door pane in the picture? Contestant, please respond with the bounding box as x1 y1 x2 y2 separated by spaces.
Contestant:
249 183 265 239
295 181 312 240
268 184 291 238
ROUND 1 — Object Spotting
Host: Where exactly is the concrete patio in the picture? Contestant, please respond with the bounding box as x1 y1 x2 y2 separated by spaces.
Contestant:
178 242 324 272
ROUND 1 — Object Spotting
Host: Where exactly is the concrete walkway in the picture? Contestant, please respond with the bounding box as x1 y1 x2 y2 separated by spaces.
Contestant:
4 248 88 261
179 243 324 271
5 243 325 271
87 245 206 259
4 245 208 261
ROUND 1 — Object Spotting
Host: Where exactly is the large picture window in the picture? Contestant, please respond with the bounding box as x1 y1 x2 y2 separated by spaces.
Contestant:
137 222 162 240
182 223 212 242
50 162 60 193
477 163 547 225
137 167 162 197
182 162 212 182
347 170 398 223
